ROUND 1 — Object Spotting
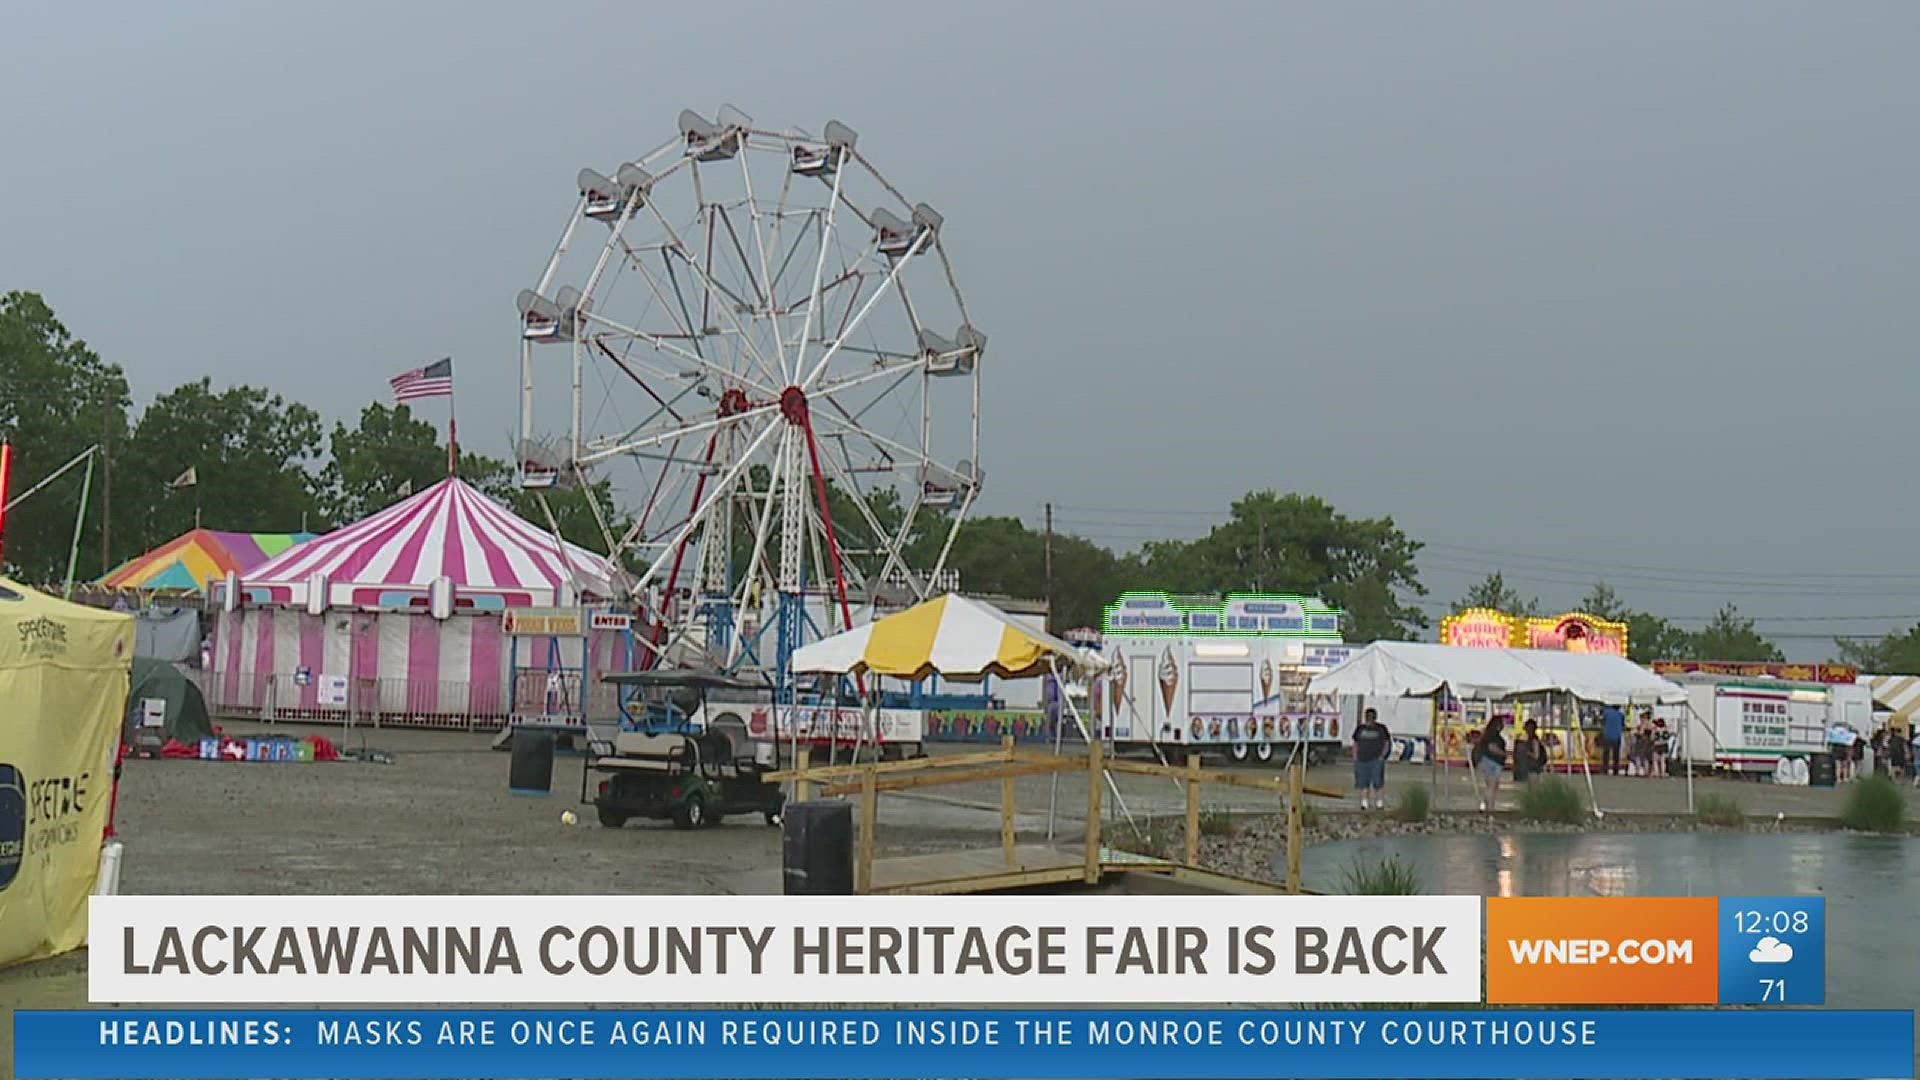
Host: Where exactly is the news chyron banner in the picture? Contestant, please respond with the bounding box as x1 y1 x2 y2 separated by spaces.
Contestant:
87 895 1484 1003
12 893 1914 1079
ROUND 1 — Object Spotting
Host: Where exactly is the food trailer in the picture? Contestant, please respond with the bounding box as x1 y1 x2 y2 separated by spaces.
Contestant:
1096 592 1349 764
1651 661 1868 776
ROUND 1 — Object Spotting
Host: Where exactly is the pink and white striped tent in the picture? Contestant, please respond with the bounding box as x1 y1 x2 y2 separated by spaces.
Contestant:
209 479 636 728
237 477 619 610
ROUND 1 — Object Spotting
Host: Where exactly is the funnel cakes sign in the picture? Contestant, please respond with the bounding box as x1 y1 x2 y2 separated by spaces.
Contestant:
1440 608 1628 657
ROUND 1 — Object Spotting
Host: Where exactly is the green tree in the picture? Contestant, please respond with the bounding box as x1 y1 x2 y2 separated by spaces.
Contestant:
937 515 1045 600
1456 571 1536 615
508 481 628 554
1625 610 1694 663
322 403 514 523
1688 603 1784 662
1834 624 1920 673
0 292 130 582
120 379 326 549
1129 491 1428 641
1579 582 1630 622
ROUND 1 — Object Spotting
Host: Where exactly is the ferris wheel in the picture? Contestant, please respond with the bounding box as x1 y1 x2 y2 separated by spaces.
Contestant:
515 106 983 670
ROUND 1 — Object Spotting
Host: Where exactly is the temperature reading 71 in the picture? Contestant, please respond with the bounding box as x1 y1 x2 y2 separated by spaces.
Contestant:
1762 979 1787 1002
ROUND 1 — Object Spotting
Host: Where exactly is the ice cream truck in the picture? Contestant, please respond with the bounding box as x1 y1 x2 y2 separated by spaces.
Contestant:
1095 592 1350 764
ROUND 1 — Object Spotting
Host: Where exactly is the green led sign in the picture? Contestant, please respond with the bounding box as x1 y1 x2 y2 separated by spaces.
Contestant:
1101 592 1344 637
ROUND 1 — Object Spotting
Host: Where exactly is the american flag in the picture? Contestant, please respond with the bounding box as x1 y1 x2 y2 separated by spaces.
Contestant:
390 357 453 402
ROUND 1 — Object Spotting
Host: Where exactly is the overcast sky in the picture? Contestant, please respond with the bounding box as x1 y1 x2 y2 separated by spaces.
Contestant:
5 2 1917 657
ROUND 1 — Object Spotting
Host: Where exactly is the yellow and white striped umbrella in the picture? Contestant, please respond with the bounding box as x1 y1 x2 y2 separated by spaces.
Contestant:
790 593 1105 681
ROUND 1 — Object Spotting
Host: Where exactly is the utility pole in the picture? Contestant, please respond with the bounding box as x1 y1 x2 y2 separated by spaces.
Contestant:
100 396 112 575
1256 519 1264 591
1043 502 1055 633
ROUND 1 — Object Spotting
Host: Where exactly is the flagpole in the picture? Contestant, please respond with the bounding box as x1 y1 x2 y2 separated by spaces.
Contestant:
447 357 458 479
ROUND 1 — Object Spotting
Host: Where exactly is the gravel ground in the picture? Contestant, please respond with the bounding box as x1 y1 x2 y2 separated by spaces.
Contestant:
2 725 1912 1033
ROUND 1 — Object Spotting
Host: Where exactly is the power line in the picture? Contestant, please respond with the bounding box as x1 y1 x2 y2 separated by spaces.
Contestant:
1042 509 1920 583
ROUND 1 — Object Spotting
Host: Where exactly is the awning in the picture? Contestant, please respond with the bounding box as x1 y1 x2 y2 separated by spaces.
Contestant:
791 593 1105 681
1307 640 1685 705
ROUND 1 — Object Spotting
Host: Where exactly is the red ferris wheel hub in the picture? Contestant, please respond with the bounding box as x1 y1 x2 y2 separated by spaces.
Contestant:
778 385 809 425
716 388 751 417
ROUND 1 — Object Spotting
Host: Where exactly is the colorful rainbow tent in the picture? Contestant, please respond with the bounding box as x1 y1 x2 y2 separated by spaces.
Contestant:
97 530 315 593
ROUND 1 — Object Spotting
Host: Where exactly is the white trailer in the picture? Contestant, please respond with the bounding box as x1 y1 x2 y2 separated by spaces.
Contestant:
1667 675 1866 774
1096 593 1348 764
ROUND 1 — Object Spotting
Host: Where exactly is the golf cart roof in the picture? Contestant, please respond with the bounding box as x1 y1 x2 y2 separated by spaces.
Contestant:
601 669 772 692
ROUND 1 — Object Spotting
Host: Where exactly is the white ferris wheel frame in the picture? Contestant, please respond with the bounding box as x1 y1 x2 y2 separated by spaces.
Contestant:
515 107 983 665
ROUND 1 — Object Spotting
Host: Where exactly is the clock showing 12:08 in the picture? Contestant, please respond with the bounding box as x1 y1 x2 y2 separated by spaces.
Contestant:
1718 897 1824 1005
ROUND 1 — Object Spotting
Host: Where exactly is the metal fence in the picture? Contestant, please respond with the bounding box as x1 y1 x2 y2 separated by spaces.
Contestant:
206 672 514 731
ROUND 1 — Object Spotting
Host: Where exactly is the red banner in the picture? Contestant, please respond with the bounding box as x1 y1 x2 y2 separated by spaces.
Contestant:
1651 660 1858 684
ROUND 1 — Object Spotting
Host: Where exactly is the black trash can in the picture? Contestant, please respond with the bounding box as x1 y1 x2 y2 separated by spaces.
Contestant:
783 800 854 895
1807 753 1836 788
509 729 556 796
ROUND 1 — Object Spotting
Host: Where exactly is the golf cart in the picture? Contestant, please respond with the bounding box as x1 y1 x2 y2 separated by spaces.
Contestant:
586 670 784 829
588 728 784 829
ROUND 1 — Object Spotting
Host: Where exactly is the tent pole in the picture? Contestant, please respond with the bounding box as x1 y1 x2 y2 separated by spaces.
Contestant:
63 448 96 600
1685 702 1700 814
1053 660 1134 833
1576 692 1600 818
1046 657 1065 841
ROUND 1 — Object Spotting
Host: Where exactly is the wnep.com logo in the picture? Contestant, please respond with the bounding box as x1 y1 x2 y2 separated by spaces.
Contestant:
0 763 26 891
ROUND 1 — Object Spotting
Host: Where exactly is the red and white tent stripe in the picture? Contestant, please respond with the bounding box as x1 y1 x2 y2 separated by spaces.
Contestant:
244 478 619 600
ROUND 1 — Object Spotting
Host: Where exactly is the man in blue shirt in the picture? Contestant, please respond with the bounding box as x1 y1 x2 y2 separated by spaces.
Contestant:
1600 705 1625 775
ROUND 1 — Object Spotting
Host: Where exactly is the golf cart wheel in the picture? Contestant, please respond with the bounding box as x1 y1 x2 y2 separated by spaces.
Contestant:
596 807 628 829
1254 742 1274 763
673 793 708 830
1229 742 1249 763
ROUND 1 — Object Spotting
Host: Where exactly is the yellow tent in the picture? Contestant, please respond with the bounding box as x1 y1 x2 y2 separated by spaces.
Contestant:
789 593 1105 681
0 577 134 968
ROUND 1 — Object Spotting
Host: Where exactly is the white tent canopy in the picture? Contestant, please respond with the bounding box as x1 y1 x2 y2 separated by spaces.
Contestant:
1307 640 1685 705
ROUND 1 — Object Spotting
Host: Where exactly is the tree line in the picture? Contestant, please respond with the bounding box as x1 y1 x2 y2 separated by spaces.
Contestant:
7 290 1913 669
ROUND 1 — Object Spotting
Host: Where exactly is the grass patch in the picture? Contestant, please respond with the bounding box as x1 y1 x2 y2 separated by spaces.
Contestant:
1841 773 1908 834
1339 854 1422 895
1197 808 1236 837
1126 819 1182 860
1516 776 1586 823
1694 793 1745 827
1393 784 1431 823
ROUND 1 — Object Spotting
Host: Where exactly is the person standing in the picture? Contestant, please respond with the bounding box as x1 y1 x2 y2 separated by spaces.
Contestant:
1910 725 1920 788
1351 707 1391 810
1599 704 1625 776
1471 718 1509 812
1513 719 1547 783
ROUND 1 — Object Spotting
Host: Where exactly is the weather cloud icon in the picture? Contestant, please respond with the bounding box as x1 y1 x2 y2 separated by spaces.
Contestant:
1749 936 1794 964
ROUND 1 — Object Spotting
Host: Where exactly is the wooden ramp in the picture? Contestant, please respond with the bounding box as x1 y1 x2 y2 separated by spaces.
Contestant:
717 844 1291 896
761 737 1337 897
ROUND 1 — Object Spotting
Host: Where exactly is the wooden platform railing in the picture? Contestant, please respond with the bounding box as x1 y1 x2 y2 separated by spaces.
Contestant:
766 740 1342 894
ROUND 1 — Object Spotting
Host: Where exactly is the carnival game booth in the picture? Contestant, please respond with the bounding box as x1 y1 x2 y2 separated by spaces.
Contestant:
208 479 632 730
1309 641 1688 813
787 593 1105 761
0 578 134 968
1096 592 1353 765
